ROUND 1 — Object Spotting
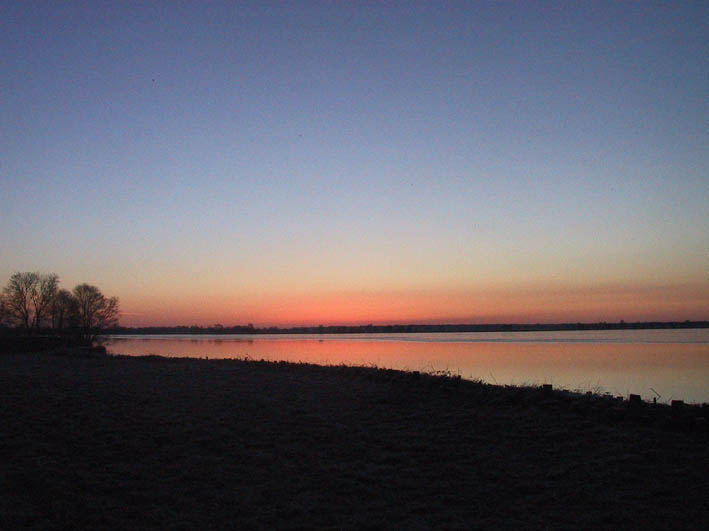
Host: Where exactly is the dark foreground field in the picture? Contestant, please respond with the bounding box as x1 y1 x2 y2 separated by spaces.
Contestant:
1 352 707 529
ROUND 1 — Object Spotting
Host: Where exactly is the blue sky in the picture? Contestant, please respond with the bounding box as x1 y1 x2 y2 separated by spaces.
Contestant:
1 1 707 325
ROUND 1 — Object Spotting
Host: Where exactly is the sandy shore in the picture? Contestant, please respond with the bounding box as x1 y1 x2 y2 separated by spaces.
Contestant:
1 352 707 529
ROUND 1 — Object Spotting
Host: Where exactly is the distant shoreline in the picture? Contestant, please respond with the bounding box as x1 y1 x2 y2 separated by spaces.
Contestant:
105 320 709 336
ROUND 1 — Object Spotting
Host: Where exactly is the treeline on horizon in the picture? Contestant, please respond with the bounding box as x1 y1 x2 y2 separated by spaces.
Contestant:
106 320 708 336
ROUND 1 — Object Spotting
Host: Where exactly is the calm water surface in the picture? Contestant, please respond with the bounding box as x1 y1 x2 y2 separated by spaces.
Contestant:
104 329 709 403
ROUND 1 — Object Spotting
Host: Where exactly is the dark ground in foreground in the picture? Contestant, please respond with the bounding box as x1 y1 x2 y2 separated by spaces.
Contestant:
1 353 707 530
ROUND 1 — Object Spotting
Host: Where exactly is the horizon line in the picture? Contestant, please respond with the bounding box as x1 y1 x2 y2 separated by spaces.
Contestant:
110 319 709 330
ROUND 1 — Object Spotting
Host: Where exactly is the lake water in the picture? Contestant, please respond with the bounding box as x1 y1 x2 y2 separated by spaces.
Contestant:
103 329 709 403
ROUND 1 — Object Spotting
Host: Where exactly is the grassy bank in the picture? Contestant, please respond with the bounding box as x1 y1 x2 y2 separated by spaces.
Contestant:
1 352 707 529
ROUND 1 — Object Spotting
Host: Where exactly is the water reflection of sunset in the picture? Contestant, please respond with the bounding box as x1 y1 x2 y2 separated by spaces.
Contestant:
106 333 709 403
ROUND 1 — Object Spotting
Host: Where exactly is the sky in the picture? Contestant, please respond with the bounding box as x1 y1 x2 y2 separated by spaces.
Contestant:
1 1 707 327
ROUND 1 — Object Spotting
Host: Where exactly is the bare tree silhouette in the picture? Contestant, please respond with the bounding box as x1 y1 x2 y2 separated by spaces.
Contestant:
73 284 120 342
2 272 58 334
51 288 79 330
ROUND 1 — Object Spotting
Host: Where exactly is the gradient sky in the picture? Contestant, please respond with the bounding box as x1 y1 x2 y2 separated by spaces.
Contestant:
1 1 707 326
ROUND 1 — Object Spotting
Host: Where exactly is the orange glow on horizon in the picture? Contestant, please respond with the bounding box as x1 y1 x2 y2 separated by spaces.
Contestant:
117 282 709 327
